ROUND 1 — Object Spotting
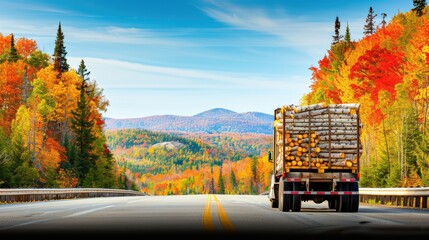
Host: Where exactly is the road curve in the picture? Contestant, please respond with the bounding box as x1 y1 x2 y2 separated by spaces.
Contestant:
0 194 428 239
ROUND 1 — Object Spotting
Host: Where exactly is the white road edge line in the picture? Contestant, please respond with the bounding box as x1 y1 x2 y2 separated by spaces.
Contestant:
63 205 114 218
0 205 114 230
127 199 147 204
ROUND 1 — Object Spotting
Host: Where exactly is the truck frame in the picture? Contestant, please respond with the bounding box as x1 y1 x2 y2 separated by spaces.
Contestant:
268 103 360 212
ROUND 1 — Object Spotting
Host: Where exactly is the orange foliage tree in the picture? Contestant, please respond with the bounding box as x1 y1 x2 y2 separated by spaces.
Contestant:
0 30 117 188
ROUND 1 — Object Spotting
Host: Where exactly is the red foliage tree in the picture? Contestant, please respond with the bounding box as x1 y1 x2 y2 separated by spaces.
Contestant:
349 45 404 124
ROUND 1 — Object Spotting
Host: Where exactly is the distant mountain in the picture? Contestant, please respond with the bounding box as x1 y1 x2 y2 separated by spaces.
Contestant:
104 108 273 134
194 108 237 118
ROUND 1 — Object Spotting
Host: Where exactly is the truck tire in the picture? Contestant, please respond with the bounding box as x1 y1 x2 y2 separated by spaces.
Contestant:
336 182 350 212
328 198 337 209
278 178 291 212
291 182 301 212
271 200 279 208
348 182 359 212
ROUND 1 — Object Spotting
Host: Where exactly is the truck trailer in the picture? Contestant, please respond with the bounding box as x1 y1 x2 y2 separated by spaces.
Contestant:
268 102 361 212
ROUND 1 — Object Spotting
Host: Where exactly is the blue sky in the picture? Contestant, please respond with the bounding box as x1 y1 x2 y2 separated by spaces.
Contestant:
0 0 413 118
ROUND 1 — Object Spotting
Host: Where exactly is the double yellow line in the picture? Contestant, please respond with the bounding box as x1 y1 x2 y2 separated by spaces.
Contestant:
202 194 234 232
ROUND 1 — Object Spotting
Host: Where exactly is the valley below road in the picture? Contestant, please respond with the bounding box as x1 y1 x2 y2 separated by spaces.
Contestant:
0 194 428 239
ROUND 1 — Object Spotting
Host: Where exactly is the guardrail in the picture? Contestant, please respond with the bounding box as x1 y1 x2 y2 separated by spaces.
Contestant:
0 188 148 203
261 187 429 209
2 187 429 208
360 187 429 209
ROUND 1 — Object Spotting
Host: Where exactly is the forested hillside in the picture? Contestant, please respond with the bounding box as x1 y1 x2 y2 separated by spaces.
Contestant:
303 4 429 187
0 23 120 188
106 129 272 195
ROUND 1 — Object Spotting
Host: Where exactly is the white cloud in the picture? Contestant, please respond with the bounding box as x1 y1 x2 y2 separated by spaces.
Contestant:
69 57 310 91
65 26 186 46
0 2 71 15
0 3 327 50
0 18 186 46
202 1 332 50
0 18 297 48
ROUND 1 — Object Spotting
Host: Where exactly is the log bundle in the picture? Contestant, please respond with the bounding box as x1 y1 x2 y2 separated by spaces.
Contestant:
274 102 362 173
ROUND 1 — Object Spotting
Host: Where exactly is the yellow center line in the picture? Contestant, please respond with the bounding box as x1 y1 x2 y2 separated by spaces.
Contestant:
213 195 235 231
202 194 235 232
202 194 214 231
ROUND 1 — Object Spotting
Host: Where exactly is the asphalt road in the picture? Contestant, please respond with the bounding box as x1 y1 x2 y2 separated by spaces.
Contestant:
0 194 428 239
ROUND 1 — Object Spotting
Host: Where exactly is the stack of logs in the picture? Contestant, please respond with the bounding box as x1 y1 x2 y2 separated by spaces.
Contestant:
274 102 362 173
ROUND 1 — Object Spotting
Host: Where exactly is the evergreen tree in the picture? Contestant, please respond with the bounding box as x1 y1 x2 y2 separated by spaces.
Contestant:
229 170 238 193
210 177 215 194
0 129 12 187
380 13 387 28
7 34 19 62
413 0 427 16
53 22 69 77
344 23 351 45
403 109 421 182
77 59 90 82
71 62 96 186
217 165 225 194
332 16 343 45
62 134 77 170
364 7 377 35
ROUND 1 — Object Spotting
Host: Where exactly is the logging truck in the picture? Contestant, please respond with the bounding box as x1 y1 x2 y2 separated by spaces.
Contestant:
267 102 361 212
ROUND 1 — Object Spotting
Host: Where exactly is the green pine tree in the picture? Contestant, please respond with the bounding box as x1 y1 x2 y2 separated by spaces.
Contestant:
210 177 215 194
364 7 377 35
77 59 90 82
403 109 421 182
71 62 96 186
53 22 69 77
413 0 427 16
62 133 78 170
217 165 225 194
332 16 343 45
380 13 387 28
229 170 238 193
344 23 351 44
0 129 12 187
7 34 19 62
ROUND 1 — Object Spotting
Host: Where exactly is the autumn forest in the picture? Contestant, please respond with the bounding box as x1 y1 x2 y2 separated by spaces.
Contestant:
0 23 118 188
1 2 429 194
304 2 429 187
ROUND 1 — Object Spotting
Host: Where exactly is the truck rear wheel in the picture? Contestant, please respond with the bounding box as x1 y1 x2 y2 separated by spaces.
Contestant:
278 178 291 212
291 182 301 212
336 182 350 212
271 200 279 208
328 198 336 209
348 182 359 212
